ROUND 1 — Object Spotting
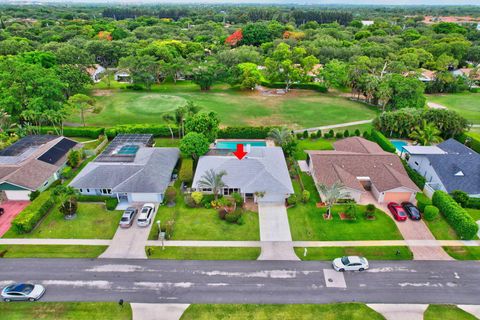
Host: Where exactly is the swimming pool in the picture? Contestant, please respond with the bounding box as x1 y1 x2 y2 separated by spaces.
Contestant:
390 140 408 152
215 140 266 150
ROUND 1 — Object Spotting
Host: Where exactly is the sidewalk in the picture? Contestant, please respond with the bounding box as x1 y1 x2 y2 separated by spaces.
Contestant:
293 119 373 133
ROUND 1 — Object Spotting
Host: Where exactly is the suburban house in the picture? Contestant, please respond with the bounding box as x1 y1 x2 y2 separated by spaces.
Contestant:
403 139 480 198
307 137 419 204
192 146 294 204
114 69 132 83
0 135 78 200
86 64 106 83
70 134 179 205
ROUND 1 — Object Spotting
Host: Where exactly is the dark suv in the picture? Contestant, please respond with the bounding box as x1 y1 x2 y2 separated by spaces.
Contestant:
401 202 421 220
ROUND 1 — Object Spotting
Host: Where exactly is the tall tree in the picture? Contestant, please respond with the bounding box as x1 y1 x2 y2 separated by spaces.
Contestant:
409 120 442 146
197 169 227 200
317 182 350 219
68 94 95 127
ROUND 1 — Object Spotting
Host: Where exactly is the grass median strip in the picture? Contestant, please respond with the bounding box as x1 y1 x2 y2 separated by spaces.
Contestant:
180 303 385 320
0 302 132 320
0 245 107 258
146 246 261 260
424 304 477 320
443 246 480 260
295 246 413 261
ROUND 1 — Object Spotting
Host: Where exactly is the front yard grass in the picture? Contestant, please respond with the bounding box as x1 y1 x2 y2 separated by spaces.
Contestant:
3 203 122 239
148 189 259 241
466 208 480 221
0 245 107 258
423 214 460 240
424 304 477 320
443 246 480 260
0 302 132 320
146 246 261 260
180 303 385 320
295 246 413 261
294 138 334 160
288 173 403 241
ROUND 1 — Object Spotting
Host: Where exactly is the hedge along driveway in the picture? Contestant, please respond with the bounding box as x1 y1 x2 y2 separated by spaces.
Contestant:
3 203 122 239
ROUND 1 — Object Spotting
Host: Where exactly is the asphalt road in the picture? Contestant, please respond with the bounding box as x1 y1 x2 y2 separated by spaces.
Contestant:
1 259 479 304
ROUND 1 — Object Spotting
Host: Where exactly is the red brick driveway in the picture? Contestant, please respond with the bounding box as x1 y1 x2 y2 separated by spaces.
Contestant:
0 201 30 237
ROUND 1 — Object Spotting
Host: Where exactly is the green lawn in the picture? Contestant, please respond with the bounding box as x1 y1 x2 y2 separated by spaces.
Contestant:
146 246 261 260
180 303 385 320
0 245 107 258
427 93 480 123
443 246 480 260
466 208 480 221
288 173 403 241
154 137 180 147
294 138 334 160
3 203 122 239
0 302 132 320
423 214 459 240
148 188 259 241
295 246 413 261
424 305 477 320
67 82 377 129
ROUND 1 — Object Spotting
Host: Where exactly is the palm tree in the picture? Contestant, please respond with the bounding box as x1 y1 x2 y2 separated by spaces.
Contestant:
197 169 227 200
409 120 442 146
268 127 291 146
317 181 350 219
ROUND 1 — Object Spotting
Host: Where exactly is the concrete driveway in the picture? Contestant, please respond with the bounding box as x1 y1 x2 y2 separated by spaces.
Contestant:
257 203 299 261
0 201 30 237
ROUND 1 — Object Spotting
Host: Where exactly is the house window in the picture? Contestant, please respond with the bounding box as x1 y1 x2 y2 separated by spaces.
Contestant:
414 161 419 166
86 189 90 193
79 189 83 193
202 188 212 192
43 181 49 187
101 189 112 195
223 188 239 196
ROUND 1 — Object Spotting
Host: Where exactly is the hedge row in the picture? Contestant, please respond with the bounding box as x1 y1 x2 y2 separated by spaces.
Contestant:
105 124 178 139
370 129 396 153
432 190 478 240
456 132 480 154
11 191 55 234
40 126 104 139
260 81 328 93
78 195 118 210
468 197 480 209
218 126 273 139
179 158 193 183
401 159 426 189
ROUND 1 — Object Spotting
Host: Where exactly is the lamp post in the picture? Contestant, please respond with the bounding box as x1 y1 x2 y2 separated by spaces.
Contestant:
157 220 165 250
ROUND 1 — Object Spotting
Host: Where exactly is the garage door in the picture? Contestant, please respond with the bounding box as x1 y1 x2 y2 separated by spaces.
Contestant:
5 190 31 201
129 193 162 203
383 192 412 203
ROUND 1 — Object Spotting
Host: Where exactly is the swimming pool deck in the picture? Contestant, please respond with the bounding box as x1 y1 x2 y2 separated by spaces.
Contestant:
211 139 275 149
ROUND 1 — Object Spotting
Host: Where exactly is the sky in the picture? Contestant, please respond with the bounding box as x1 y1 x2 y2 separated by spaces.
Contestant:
2 0 480 5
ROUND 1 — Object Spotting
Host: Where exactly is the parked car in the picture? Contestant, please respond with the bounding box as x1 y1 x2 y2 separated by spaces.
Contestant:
0 207 4 216
401 202 421 220
1 283 45 302
332 256 369 272
119 207 138 228
137 203 155 227
387 202 408 221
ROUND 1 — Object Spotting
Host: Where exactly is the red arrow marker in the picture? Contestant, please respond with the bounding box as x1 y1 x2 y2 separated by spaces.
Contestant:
233 144 247 160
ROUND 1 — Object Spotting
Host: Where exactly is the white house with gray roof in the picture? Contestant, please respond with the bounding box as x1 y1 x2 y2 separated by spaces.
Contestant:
192 146 294 204
70 134 179 205
403 139 480 198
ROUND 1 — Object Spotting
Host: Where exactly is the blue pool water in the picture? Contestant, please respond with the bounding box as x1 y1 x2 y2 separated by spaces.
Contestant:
215 140 266 150
390 140 408 152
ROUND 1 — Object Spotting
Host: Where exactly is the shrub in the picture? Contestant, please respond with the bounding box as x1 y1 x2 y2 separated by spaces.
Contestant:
467 197 480 209
179 158 193 184
61 166 74 180
354 129 361 136
59 197 78 216
11 191 55 234
401 159 426 189
303 130 309 139
365 204 376 219
184 194 196 208
218 126 272 139
424 205 439 221
39 126 104 139
451 190 470 207
67 149 82 168
316 130 322 138
371 129 396 153
105 198 118 211
225 209 242 223
232 192 244 207
29 190 40 201
165 186 177 204
105 124 179 139
335 132 343 139
296 133 303 139
343 130 350 137
201 194 215 206
328 129 334 137
310 132 316 139
302 190 310 203
363 131 370 139
287 194 297 206
432 190 478 240
78 195 110 202
416 193 432 212
191 191 203 205
345 204 358 220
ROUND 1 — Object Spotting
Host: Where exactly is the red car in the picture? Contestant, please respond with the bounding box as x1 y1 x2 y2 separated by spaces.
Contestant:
387 202 408 221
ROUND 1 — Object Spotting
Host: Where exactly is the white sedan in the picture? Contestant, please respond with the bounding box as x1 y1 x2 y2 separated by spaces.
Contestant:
2 283 46 302
332 256 369 272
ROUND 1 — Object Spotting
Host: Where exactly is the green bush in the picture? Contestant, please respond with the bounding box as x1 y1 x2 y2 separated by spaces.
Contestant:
455 132 480 154
61 166 74 180
335 131 344 139
28 190 40 201
416 193 432 212
371 129 396 153
105 198 118 211
39 126 104 139
363 131 370 139
401 159 426 189
423 205 439 221
303 130 309 139
302 190 310 203
225 209 242 224
77 195 110 202
232 192 244 207
287 194 297 206
354 129 361 136
11 191 55 234
432 190 478 240
316 130 322 138
344 129 350 137
105 124 178 139
179 158 193 184
451 190 470 207
184 194 196 208
310 132 317 139
191 191 203 205
218 126 273 139
467 197 480 209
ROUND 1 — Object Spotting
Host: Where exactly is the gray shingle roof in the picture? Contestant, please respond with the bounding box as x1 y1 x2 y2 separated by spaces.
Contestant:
192 147 293 195
424 139 480 195
70 148 179 194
